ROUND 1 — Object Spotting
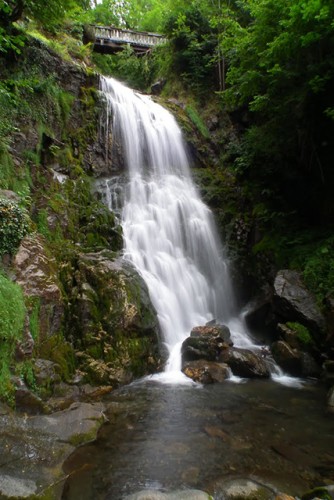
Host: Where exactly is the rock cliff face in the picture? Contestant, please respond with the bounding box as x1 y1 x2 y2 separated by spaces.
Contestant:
0 37 161 409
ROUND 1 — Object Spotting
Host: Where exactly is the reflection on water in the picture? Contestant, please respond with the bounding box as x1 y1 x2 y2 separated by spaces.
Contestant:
62 379 334 499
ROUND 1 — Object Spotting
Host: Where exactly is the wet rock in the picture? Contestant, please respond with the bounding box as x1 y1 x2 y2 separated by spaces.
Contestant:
273 270 326 335
66 252 160 385
123 490 211 500
277 323 302 350
0 474 38 498
328 386 334 412
275 325 320 377
204 425 229 440
15 385 48 415
220 347 270 378
14 235 64 339
271 441 312 465
182 360 230 383
0 401 105 499
181 324 231 363
29 402 106 444
271 341 302 376
191 324 232 343
300 352 321 378
322 360 334 387
151 79 166 95
215 478 273 499
244 287 273 331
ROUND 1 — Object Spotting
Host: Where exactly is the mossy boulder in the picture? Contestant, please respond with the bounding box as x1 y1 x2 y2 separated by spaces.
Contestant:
63 250 161 386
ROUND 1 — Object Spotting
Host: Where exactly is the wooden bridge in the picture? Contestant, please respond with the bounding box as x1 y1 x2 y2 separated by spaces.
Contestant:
92 26 166 55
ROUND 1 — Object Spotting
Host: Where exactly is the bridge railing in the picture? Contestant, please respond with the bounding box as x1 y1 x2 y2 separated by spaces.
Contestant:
94 26 166 48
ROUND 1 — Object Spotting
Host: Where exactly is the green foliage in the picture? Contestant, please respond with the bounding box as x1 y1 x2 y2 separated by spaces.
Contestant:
0 81 18 150
286 322 313 348
302 236 334 304
36 208 51 238
221 0 334 223
185 105 210 139
163 2 218 94
0 198 29 256
0 273 26 404
93 45 156 91
0 26 25 55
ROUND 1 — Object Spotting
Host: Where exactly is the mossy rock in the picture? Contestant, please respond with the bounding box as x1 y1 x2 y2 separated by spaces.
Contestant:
62 251 161 385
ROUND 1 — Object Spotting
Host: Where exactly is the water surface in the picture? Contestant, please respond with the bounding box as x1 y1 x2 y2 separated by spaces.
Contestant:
63 379 334 499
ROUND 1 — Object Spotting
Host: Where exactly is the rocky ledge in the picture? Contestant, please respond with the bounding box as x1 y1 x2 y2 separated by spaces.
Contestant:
0 401 105 499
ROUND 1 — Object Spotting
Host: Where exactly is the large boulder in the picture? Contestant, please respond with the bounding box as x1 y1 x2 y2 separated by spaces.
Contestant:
181 324 232 364
273 270 326 335
181 324 270 380
182 360 230 384
271 340 302 376
0 402 105 499
220 347 270 378
64 251 161 386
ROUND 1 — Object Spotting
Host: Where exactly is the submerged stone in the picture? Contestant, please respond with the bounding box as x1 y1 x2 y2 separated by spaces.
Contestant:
123 490 212 500
0 474 38 498
215 478 274 500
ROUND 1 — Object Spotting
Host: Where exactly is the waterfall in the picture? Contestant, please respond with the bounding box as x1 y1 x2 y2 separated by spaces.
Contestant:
99 76 254 379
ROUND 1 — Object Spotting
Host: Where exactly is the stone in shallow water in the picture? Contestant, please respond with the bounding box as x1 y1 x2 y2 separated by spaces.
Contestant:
215 478 273 499
123 490 211 500
0 474 37 498
182 360 230 383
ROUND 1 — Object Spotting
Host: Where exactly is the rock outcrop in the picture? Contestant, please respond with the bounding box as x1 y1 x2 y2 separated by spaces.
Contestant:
0 402 105 499
63 251 161 386
220 346 270 378
14 234 64 339
273 270 326 335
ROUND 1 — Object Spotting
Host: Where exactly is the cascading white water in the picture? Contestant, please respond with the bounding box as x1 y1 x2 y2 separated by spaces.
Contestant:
100 76 255 380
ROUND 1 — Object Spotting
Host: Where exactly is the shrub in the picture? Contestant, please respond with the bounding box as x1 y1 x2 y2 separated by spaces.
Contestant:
0 198 29 256
303 238 334 305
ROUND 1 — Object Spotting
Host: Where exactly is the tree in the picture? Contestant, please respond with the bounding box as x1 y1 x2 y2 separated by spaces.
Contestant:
221 0 334 222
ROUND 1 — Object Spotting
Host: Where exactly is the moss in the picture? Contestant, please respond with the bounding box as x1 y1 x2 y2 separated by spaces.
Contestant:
286 322 314 348
68 429 97 447
185 105 210 139
38 334 76 382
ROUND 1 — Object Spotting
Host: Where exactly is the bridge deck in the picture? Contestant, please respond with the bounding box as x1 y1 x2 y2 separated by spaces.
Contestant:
93 26 166 54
